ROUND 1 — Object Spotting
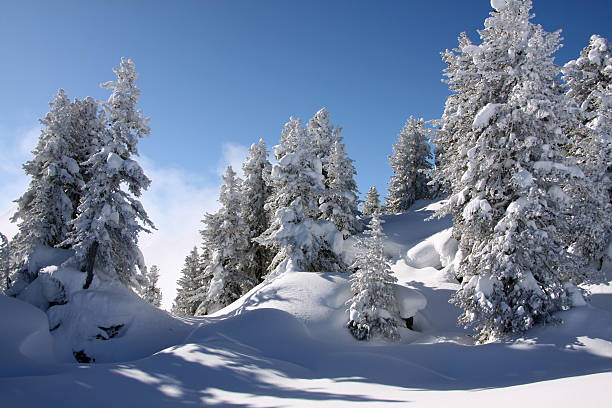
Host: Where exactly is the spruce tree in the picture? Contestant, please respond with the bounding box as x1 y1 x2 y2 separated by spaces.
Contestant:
561 35 612 269
433 0 585 341
70 58 154 289
197 167 256 315
139 265 162 307
361 186 382 218
0 232 9 292
346 213 400 341
240 139 273 282
255 117 346 275
386 116 433 213
172 247 204 316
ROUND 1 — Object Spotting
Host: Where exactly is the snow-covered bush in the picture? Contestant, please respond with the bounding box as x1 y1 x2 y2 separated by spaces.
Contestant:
346 213 400 341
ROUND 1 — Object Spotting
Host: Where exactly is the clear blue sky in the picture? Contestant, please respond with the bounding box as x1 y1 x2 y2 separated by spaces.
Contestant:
1 0 610 307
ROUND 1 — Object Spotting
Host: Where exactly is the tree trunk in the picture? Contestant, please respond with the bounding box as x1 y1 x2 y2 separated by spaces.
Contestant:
83 241 99 289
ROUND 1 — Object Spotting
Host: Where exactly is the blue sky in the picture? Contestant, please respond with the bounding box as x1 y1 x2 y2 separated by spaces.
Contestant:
1 0 610 306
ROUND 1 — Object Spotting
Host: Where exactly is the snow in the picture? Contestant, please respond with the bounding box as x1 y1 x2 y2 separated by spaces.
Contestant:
472 103 501 129
2 199 612 406
462 197 491 221
491 0 507 12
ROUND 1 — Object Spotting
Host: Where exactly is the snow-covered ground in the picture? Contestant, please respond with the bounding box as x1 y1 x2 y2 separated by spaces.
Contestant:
1 200 611 407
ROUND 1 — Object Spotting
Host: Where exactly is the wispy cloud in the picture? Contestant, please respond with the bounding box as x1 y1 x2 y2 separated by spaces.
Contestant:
217 143 249 179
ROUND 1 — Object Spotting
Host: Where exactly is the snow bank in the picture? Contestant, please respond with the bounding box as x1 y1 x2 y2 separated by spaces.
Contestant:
404 228 458 270
0 295 57 377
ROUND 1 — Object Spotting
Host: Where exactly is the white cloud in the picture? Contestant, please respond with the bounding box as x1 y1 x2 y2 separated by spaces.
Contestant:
138 156 220 311
217 143 249 179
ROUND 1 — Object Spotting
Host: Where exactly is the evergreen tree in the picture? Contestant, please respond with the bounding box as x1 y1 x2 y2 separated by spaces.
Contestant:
69 58 154 289
361 186 382 218
319 140 361 236
561 35 612 268
386 116 433 213
433 0 585 341
139 265 162 307
172 247 204 316
0 232 9 292
11 90 86 264
255 117 346 275
197 167 256 315
240 139 273 282
346 213 400 341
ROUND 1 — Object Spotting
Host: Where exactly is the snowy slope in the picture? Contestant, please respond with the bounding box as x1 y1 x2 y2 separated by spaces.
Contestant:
1 200 611 407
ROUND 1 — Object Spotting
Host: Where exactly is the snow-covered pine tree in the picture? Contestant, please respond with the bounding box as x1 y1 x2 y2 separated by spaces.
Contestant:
139 265 162 307
172 247 204 316
319 140 361 237
11 90 86 266
385 116 433 213
433 0 585 341
307 107 335 172
240 139 273 283
255 117 346 275
69 58 154 289
0 232 9 291
361 186 382 218
561 35 612 269
196 166 256 315
346 213 400 341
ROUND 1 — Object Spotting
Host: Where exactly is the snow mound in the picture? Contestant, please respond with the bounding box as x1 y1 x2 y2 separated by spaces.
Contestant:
491 0 507 11
395 284 427 318
405 228 458 269
0 295 57 377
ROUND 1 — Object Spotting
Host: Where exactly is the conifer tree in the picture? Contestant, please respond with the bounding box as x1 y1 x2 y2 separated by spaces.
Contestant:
139 265 162 307
11 90 87 264
197 167 256 315
255 117 346 275
561 35 612 268
386 116 432 213
433 0 585 341
240 139 273 282
172 247 204 316
361 186 382 218
70 58 154 289
346 213 400 341
0 232 9 292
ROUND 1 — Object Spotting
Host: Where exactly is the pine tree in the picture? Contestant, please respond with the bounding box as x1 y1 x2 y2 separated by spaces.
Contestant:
196 167 256 315
361 186 382 218
70 58 154 289
172 247 204 316
561 35 612 269
0 232 9 292
255 117 346 275
346 213 400 341
433 0 585 341
11 90 86 265
139 265 162 307
319 140 361 236
240 139 273 282
386 116 433 213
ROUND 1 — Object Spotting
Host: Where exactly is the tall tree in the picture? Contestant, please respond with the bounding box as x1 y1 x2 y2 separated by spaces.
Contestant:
0 232 9 292
361 186 382 217
561 35 612 268
11 90 87 264
70 58 154 289
346 213 400 341
139 265 162 307
172 247 204 316
433 0 585 341
240 139 273 282
197 167 255 315
255 118 346 275
386 116 433 213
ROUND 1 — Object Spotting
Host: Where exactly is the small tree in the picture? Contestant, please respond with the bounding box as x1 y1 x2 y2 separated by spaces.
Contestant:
346 213 400 341
139 265 162 307
69 58 154 289
172 247 204 316
361 186 382 218
386 116 433 213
